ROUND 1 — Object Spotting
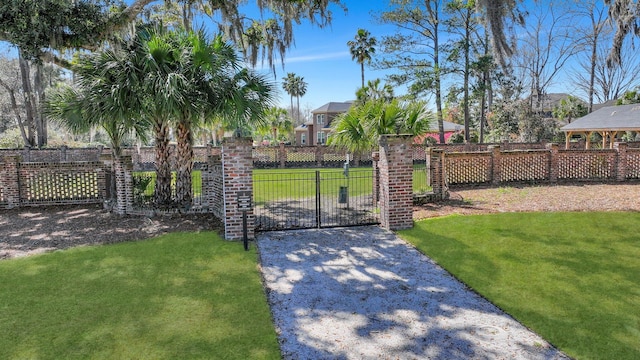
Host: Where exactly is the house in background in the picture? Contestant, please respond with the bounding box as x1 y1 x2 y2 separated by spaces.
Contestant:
413 120 462 144
295 101 353 146
294 100 462 146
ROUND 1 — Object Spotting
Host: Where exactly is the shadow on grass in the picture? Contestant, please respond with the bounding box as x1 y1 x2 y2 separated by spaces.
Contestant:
0 233 280 360
404 212 640 360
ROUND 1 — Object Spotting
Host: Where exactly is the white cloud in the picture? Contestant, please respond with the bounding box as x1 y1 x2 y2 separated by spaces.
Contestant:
285 51 350 63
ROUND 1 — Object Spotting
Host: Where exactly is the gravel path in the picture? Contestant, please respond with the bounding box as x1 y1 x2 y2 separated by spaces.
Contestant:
258 226 569 360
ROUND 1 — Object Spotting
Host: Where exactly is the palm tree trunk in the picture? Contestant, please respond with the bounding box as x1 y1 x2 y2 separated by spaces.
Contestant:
18 51 36 147
35 63 47 147
154 118 173 207
296 95 301 124
176 119 194 208
290 95 294 121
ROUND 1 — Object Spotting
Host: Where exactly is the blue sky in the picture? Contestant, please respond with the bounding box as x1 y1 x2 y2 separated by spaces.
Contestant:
4 1 636 114
1 0 390 112
250 1 396 112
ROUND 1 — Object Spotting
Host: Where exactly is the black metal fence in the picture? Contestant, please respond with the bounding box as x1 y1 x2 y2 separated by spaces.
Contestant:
254 168 379 231
132 171 204 210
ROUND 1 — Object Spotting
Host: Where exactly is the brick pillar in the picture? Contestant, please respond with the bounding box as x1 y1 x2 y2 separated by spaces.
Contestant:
372 151 380 205
279 142 286 169
546 143 559 184
222 137 254 240
100 153 115 208
203 155 222 212
379 135 413 231
489 145 501 185
23 146 31 162
114 155 134 215
429 148 447 200
60 145 68 162
2 156 21 209
132 146 142 171
614 142 628 181
316 145 323 167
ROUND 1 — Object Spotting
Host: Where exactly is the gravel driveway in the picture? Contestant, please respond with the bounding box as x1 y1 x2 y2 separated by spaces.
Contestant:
258 226 569 360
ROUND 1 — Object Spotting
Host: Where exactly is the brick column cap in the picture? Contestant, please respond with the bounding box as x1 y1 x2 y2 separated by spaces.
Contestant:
3 155 21 162
222 136 253 146
379 134 413 147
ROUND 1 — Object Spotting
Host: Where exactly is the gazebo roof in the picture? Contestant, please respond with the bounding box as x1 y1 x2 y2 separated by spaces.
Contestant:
561 103 640 132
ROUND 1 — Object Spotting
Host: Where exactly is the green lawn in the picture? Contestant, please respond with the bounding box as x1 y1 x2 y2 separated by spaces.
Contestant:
133 165 430 205
0 233 280 360
253 167 372 205
253 165 431 204
399 212 640 360
133 171 203 197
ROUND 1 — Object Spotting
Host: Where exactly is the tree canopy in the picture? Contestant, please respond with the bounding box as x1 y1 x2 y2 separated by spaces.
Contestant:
0 0 346 69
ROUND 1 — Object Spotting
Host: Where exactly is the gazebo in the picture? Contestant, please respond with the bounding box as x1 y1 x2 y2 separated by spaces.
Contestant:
560 103 640 149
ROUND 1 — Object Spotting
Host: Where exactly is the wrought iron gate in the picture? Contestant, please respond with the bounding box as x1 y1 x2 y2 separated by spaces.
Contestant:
254 168 379 231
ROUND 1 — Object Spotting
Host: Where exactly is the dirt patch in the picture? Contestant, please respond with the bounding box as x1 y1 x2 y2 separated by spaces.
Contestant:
2 183 639 260
414 183 640 219
0 204 223 260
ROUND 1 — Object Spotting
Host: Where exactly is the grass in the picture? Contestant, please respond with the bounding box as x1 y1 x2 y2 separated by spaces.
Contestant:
0 233 280 360
399 212 640 360
133 165 431 205
253 167 372 205
253 165 431 204
133 170 203 198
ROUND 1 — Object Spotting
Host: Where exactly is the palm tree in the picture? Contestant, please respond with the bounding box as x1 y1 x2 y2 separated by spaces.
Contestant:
152 30 274 207
552 96 588 124
44 39 152 158
282 73 297 119
282 72 307 124
259 107 293 144
329 98 433 154
348 28 377 89
356 79 394 104
293 75 307 124
44 45 151 211
327 104 372 155
47 26 275 210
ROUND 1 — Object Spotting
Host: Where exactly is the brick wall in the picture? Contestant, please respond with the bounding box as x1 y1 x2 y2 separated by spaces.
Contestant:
0 146 106 163
222 137 254 240
19 162 106 206
379 135 414 231
113 156 134 215
252 145 374 168
1 156 20 209
202 155 224 219
434 143 640 187
1 155 107 209
624 147 640 179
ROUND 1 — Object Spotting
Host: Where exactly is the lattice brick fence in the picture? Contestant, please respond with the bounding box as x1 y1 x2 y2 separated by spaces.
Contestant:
557 150 616 180
428 143 640 191
18 162 106 206
626 149 640 179
444 152 492 185
286 146 317 166
500 151 550 182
